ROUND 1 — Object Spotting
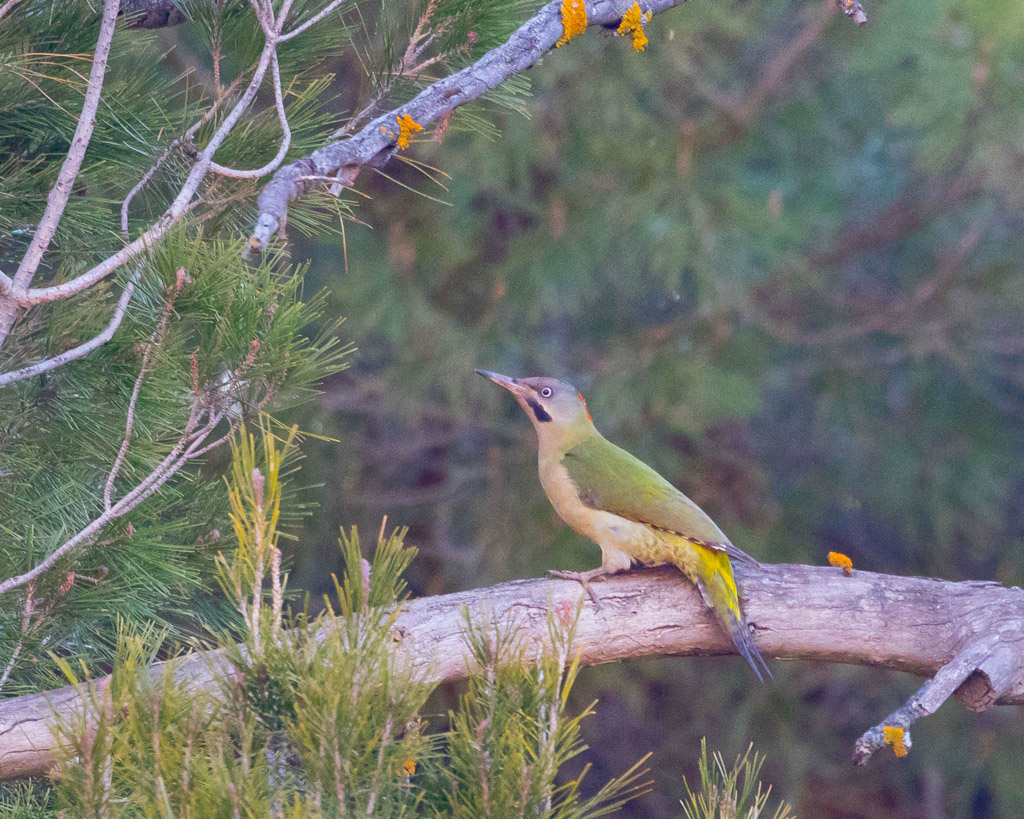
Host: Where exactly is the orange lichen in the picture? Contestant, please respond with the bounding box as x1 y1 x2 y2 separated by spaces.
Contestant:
882 725 908 757
395 113 422 150
617 2 652 52
556 0 587 47
828 551 853 576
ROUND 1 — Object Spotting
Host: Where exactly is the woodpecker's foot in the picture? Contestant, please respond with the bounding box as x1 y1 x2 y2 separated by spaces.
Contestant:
548 569 610 608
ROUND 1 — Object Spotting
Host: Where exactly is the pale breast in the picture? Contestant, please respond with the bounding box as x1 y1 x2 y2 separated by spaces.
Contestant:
538 450 601 538
538 451 667 565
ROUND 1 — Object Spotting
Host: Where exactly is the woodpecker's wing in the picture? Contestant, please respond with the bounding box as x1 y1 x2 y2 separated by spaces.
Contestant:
561 436 758 567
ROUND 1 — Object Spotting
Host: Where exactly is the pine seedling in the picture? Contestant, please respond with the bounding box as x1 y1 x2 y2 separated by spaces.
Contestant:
283 524 431 819
424 607 652 819
218 420 301 654
44 425 656 818
51 620 280 818
680 739 794 819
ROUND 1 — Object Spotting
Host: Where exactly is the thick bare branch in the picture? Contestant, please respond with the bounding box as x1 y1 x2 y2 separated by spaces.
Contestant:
1 563 1022 780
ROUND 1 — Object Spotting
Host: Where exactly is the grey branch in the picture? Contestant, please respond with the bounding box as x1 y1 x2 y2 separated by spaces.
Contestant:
248 0 666 250
248 0 869 252
1 563 1022 779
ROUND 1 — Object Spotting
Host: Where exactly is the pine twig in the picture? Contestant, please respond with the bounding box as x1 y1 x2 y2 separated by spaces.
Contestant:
121 69 252 238
209 0 295 180
277 0 348 43
0 582 35 695
0 0 121 347
103 267 189 511
208 51 292 179
0 270 139 387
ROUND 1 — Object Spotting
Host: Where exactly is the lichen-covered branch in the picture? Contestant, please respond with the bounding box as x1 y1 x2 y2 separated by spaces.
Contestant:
248 0 799 250
1 562 1021 780
248 0 868 252
248 0 671 251
113 0 867 31
851 635 1016 765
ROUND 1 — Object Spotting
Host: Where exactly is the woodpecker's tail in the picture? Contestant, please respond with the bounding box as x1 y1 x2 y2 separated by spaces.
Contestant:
690 546 772 683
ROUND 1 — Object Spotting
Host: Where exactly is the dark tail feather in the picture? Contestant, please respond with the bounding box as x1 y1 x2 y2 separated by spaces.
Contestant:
726 616 772 683
692 550 772 683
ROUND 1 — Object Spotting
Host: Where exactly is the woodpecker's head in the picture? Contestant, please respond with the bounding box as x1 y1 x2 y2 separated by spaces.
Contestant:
476 370 594 435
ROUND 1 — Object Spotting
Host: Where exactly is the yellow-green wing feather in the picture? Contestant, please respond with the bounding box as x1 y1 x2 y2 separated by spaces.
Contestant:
561 437 728 544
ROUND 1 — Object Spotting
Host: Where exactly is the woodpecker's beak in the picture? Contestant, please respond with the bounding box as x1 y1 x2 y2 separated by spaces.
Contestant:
475 368 532 399
477 369 551 425
475 369 521 393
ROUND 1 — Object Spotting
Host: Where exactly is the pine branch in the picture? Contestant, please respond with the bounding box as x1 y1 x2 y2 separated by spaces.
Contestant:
0 0 121 347
0 268 269 604
0 270 138 386
0 387 226 600
1 563 1022 779
247 0 867 253
14 29 277 308
0 0 312 370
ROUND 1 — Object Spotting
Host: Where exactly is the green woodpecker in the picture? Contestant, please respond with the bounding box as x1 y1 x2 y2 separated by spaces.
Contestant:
477 370 771 682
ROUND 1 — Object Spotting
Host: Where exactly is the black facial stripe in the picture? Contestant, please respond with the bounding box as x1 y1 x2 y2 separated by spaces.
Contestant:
526 398 552 422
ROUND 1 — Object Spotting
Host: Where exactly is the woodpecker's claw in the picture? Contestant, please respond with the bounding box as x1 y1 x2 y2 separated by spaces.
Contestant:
548 569 606 609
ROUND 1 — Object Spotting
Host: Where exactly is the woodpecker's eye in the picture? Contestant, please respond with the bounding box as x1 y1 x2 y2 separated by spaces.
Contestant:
540 387 553 398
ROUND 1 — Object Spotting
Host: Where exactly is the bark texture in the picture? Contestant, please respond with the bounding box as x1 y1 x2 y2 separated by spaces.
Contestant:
2 563 1023 779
